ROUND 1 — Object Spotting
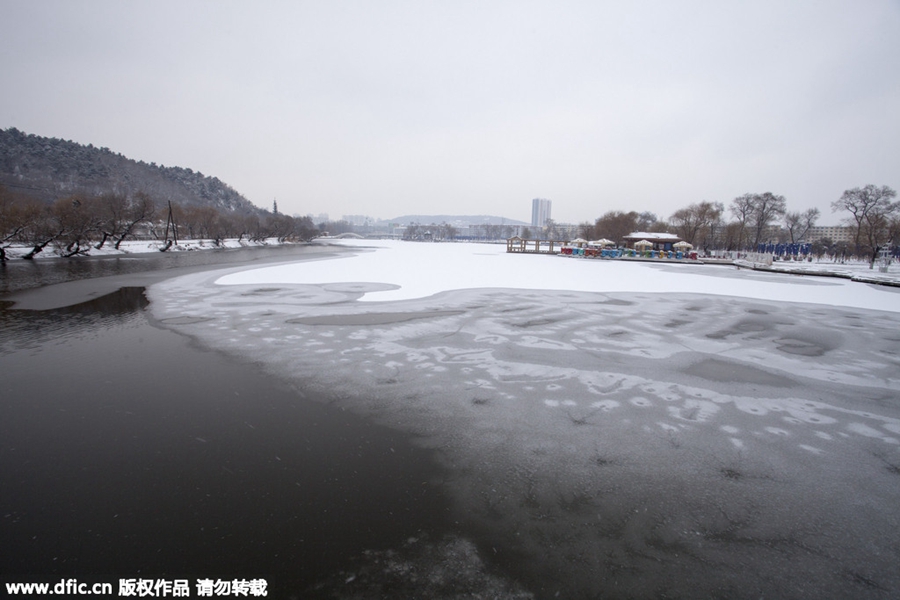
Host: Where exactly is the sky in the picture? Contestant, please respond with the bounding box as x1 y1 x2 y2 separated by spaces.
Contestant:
2 1 898 225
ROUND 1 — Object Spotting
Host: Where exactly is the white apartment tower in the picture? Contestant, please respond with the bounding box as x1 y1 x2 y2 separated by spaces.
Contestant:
531 198 552 228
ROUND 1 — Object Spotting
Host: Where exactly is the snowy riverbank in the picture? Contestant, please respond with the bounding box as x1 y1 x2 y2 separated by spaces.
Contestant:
735 256 900 287
1 237 304 260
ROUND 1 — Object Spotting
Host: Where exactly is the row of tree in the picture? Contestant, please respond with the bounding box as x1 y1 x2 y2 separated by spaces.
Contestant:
400 222 461 241
567 185 897 264
0 186 317 260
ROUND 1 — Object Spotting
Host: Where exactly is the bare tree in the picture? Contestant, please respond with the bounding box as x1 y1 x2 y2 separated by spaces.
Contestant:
831 185 898 266
0 185 38 260
543 218 560 240
731 192 787 249
729 194 755 250
20 194 105 258
232 213 259 242
704 205 727 251
114 192 156 249
402 222 424 240
294 215 318 241
750 192 787 247
90 192 156 250
440 222 458 241
266 213 296 242
890 215 900 251
720 221 745 251
783 208 820 243
669 201 724 247
636 211 660 232
593 211 640 244
93 193 128 249
577 221 595 240
20 209 58 259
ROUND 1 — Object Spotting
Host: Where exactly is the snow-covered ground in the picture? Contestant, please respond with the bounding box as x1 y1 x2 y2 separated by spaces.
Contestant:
761 255 900 285
2 237 293 259
149 239 900 598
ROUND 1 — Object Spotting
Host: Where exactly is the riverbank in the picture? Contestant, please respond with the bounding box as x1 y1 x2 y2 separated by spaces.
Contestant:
0 242 349 306
2 236 302 260
735 257 900 287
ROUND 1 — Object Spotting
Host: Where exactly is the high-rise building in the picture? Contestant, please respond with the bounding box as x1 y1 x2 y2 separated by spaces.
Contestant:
531 198 551 228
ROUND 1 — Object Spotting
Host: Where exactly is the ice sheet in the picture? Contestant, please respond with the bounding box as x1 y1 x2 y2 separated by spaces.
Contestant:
149 240 900 598
216 239 900 312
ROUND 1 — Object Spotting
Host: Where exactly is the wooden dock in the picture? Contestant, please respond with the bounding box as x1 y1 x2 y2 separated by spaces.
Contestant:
506 238 563 254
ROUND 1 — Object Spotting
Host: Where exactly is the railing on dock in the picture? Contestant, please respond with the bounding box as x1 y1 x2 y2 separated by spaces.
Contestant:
506 238 563 254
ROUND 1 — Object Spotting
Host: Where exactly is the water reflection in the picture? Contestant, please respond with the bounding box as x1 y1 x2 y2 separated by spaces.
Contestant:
0 287 148 354
0 244 336 295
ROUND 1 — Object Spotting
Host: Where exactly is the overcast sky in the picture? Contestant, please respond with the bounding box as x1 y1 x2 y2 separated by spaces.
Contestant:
2 1 898 224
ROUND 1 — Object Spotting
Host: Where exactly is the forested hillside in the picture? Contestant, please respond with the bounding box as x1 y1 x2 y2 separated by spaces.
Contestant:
0 128 317 259
0 127 260 214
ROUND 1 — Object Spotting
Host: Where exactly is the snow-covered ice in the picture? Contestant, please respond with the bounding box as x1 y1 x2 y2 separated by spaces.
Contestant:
149 239 900 598
216 239 899 311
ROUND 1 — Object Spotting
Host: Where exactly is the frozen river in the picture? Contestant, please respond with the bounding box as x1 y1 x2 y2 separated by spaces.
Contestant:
144 239 900 598
3 239 899 598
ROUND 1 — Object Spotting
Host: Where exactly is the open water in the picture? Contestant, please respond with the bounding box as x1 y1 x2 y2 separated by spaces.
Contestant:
0 248 463 598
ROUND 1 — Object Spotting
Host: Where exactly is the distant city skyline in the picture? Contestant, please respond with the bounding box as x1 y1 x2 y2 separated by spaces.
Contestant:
2 1 897 225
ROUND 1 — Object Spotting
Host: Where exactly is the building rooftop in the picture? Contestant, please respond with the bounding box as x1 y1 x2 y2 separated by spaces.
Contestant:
622 232 682 241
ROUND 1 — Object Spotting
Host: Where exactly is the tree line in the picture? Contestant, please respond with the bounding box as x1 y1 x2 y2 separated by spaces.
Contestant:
0 185 317 260
570 185 898 264
401 222 461 241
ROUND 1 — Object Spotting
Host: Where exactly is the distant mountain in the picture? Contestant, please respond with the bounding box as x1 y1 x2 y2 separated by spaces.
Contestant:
0 127 262 214
381 214 529 226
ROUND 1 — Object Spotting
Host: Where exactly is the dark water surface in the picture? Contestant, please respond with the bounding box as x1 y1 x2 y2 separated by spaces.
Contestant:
0 251 456 598
0 244 346 296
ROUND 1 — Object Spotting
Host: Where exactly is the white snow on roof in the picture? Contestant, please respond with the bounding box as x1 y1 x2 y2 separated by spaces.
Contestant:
623 231 681 240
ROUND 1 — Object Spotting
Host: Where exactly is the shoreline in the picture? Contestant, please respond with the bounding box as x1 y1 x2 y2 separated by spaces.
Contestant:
0 242 353 309
1 236 308 261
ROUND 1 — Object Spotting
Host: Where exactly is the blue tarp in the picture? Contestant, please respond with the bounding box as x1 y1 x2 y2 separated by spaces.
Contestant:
757 242 811 257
